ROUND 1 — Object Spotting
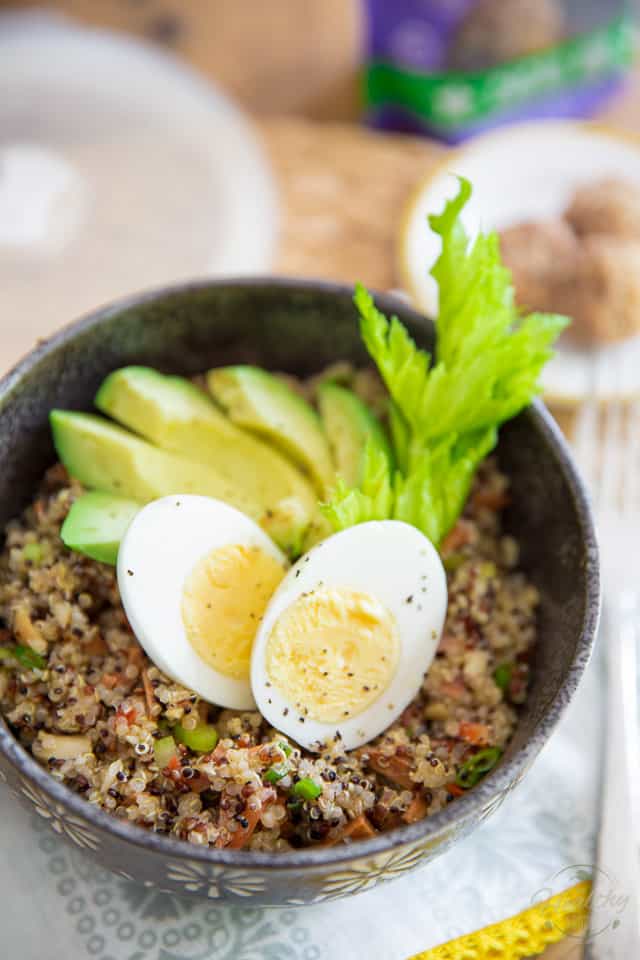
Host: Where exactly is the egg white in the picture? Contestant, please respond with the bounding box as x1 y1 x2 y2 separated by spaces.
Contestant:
251 520 448 751
117 495 286 709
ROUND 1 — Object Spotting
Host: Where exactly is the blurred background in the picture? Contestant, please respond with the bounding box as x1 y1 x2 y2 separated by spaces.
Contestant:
2 0 640 381
2 5 640 958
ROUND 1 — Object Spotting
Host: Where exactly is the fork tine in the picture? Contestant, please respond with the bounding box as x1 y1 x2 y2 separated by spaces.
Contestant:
600 397 623 513
573 351 601 502
573 397 599 497
618 345 640 515
592 347 627 514
623 398 640 516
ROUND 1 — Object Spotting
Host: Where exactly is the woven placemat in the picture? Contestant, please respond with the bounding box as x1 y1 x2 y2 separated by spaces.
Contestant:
259 117 445 290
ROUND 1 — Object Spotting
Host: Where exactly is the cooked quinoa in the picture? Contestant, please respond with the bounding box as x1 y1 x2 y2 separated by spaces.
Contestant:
0 372 538 852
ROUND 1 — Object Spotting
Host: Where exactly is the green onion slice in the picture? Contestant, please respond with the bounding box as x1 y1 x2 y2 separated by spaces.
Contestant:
493 663 512 691
0 645 46 671
455 747 502 790
292 777 322 801
264 763 289 784
173 722 218 754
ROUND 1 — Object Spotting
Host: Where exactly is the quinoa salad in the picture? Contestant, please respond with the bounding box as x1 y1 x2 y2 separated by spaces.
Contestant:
0 183 561 852
0 446 537 851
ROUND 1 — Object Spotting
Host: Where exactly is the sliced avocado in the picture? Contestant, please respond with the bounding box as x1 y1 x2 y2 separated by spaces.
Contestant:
259 496 311 560
96 367 237 443
61 491 140 564
50 411 311 555
51 410 263 518
94 366 317 531
207 365 334 496
300 512 333 552
318 382 393 487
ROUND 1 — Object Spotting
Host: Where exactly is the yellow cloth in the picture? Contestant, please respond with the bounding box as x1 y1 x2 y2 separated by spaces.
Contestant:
408 881 590 959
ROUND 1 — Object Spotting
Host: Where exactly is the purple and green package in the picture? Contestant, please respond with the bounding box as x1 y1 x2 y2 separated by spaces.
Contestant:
364 0 634 142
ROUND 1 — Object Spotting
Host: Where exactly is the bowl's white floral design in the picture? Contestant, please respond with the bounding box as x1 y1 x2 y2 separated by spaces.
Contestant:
17 777 101 851
307 828 462 903
166 860 267 899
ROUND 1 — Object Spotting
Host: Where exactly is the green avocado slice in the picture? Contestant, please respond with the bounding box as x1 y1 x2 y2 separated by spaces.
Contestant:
206 365 334 496
50 410 314 557
50 410 260 508
94 367 318 556
318 382 393 487
60 491 140 565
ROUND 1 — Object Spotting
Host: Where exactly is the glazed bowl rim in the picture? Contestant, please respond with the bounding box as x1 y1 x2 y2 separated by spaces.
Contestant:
0 276 600 871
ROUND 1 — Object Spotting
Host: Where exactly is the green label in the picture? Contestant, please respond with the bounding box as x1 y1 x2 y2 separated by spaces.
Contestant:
366 15 634 130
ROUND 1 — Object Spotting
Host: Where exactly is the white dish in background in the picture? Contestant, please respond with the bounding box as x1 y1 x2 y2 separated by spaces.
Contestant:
399 121 640 403
0 13 277 370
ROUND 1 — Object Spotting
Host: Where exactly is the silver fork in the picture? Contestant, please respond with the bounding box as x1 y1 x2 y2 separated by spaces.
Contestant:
573 351 640 958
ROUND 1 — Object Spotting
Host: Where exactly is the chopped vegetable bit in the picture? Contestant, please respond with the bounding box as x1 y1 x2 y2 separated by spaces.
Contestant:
321 440 392 530
23 543 44 564
322 178 568 546
291 777 322 801
0 644 46 671
455 746 502 789
264 762 289 784
446 782 466 798
458 721 489 745
323 813 377 845
173 722 218 753
494 663 513 691
278 740 293 757
154 735 177 769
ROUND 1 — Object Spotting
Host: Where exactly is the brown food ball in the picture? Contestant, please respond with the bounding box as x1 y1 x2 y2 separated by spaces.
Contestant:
499 219 579 314
559 234 640 345
448 0 565 71
565 177 640 241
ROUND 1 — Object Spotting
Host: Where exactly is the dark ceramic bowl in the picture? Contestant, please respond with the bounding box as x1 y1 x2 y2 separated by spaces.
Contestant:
0 279 599 906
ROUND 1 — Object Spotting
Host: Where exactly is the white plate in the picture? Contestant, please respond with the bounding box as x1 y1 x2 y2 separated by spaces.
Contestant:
398 121 640 403
0 13 277 370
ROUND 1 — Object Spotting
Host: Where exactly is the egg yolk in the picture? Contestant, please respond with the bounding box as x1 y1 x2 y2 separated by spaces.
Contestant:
182 544 285 680
265 586 400 723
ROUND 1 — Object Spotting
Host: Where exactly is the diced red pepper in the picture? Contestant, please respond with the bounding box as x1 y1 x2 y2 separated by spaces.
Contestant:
458 722 490 746
116 704 137 724
446 783 466 797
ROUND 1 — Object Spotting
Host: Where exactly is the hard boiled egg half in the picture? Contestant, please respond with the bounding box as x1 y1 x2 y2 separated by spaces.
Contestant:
251 521 447 751
117 495 288 709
